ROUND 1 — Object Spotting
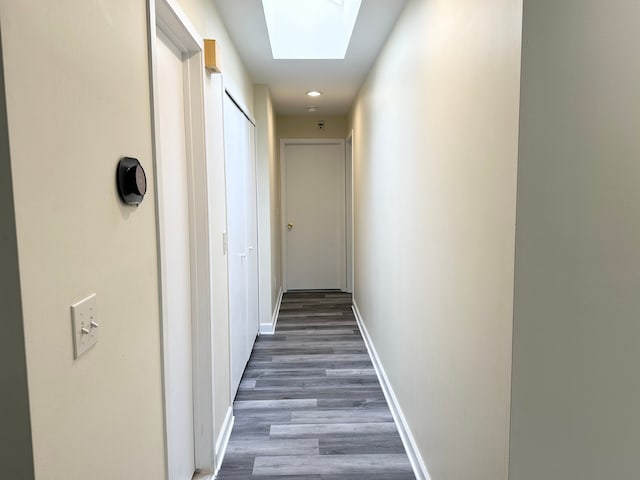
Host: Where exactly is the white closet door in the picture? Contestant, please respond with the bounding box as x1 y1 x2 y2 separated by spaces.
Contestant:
224 94 259 398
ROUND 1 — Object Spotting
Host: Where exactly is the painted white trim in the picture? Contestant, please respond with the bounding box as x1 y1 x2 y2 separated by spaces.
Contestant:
352 301 432 480
214 407 235 477
149 0 215 476
260 287 283 335
280 138 347 292
155 0 203 53
279 139 288 293
345 130 354 294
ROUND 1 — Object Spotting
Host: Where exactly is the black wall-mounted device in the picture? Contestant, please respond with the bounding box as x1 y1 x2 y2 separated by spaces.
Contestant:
117 157 147 206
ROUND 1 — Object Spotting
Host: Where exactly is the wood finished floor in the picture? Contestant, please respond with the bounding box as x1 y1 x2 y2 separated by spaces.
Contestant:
216 291 415 479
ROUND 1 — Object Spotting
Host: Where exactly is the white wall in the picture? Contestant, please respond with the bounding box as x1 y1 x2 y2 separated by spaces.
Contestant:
254 85 282 332
268 102 282 312
0 1 165 478
509 2 640 478
177 0 254 116
349 0 522 478
277 115 348 139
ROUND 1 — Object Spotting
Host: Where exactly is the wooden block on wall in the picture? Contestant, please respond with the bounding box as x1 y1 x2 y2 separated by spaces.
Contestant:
204 39 221 73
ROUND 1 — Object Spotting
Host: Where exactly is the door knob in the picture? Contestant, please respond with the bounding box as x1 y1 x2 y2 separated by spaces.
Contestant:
287 223 294 230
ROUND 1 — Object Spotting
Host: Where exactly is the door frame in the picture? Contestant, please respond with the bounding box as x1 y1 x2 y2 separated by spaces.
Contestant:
280 138 347 292
346 131 354 294
148 0 215 475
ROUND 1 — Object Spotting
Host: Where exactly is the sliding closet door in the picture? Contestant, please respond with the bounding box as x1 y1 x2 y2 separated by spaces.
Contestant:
224 93 259 397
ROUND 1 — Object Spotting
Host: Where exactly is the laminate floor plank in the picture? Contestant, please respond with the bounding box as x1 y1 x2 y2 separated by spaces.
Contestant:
252 454 412 476
216 291 416 479
269 422 400 438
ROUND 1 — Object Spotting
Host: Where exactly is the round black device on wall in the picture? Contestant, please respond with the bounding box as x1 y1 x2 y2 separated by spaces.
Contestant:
117 157 147 206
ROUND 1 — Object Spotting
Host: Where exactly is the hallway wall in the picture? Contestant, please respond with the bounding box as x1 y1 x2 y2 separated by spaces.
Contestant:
178 0 254 114
277 115 349 139
349 0 523 478
0 0 256 478
0 1 165 478
255 86 282 332
509 2 640 478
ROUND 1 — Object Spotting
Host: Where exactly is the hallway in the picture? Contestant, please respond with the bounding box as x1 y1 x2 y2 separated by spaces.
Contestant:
4 0 639 478
217 291 415 479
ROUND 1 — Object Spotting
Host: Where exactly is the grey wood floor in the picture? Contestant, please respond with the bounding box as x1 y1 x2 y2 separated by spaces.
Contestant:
216 291 416 479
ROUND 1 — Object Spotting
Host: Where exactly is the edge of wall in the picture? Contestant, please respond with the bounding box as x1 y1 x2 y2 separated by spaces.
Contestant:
0 27 35 477
214 406 234 476
352 301 431 480
259 287 283 335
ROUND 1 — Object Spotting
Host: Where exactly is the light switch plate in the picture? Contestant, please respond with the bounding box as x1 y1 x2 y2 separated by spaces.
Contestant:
71 293 98 359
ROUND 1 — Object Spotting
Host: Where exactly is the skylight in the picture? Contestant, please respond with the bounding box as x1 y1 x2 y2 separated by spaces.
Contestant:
261 0 362 59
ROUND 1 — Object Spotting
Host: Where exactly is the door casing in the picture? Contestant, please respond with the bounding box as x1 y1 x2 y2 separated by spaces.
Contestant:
148 0 215 475
346 131 354 294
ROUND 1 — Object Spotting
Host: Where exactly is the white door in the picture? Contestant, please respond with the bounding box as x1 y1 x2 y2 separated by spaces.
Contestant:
283 142 346 290
224 94 259 397
156 29 195 479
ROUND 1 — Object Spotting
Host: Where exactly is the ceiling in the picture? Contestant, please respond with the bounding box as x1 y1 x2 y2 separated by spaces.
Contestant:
213 0 409 116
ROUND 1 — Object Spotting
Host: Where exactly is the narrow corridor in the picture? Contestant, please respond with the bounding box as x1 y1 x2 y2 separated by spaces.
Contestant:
217 291 415 479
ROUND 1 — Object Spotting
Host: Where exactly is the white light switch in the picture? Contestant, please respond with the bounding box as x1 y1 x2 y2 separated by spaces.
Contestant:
71 293 98 359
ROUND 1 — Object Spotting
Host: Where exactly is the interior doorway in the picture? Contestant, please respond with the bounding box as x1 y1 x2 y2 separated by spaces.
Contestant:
155 27 195 479
150 0 214 476
281 139 347 291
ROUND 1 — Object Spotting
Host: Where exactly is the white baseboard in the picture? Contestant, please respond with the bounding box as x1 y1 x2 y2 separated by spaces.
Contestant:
352 301 432 480
213 406 234 477
260 287 283 335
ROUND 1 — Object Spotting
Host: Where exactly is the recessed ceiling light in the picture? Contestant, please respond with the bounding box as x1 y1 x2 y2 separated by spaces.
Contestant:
307 106 318 112
307 91 322 97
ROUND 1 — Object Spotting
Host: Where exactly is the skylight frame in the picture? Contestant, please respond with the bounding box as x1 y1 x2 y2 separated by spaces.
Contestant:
261 0 363 60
